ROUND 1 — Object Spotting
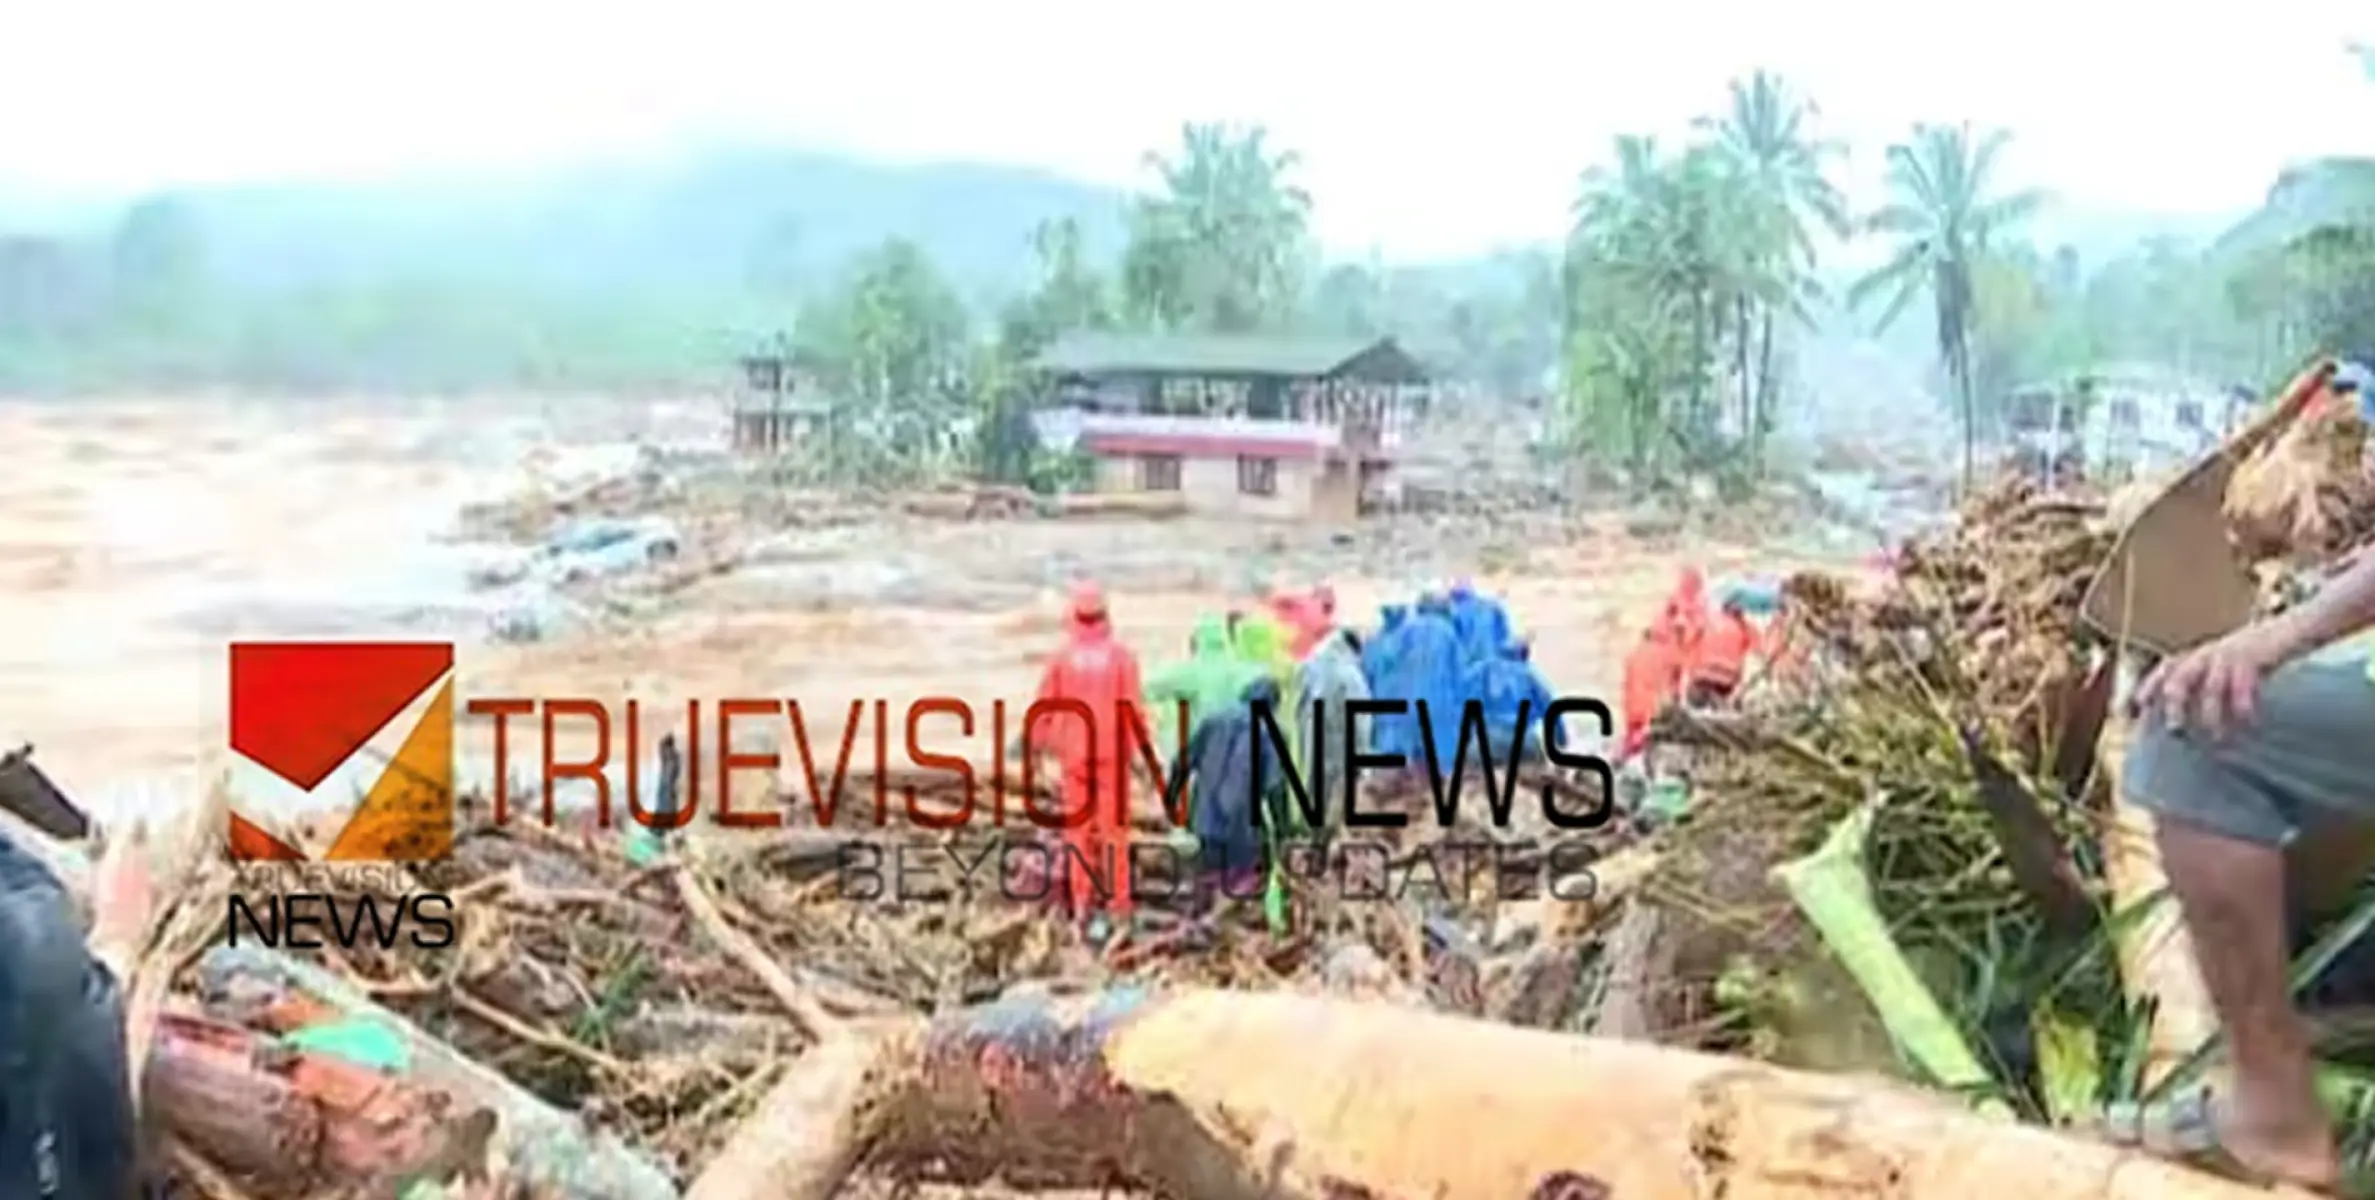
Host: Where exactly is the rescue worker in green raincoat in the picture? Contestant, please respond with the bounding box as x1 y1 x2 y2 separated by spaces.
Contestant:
1229 610 1307 931
1144 616 1264 769
1231 613 1300 730
1231 611 1303 822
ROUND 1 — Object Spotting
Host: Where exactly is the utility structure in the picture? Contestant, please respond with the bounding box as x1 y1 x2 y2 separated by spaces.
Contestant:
1028 332 1433 522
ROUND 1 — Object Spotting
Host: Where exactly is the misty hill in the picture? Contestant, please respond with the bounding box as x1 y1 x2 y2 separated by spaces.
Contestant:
0 140 2329 396
0 148 1162 390
34 148 1133 302
2214 157 2375 258
0 147 1576 392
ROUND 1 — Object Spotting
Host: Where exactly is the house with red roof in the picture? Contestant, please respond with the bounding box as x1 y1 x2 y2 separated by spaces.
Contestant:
1030 332 1432 521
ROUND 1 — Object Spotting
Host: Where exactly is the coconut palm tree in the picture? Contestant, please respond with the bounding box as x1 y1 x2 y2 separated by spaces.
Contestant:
1564 138 1746 472
1696 71 1849 453
1849 123 2046 488
1121 123 1314 333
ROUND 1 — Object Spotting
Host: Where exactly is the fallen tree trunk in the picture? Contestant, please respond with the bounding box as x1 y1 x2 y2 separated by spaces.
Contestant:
197 944 680 1200
692 986 2272 1200
145 1010 494 1198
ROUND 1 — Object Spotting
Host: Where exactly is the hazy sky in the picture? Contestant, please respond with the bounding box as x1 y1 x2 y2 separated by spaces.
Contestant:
8 0 2374 259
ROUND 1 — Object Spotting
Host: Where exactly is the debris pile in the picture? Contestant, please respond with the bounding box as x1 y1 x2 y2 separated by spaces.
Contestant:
1623 363 2375 1148
1615 478 2118 1081
145 752 1648 1197
2224 369 2373 567
110 370 2375 1198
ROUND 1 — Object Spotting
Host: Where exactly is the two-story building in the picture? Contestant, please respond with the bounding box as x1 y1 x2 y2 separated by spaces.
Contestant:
729 350 832 454
1029 333 1432 522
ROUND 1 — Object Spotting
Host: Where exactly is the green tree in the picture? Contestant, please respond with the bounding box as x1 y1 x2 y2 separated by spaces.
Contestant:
997 216 1114 357
2221 159 2375 371
1120 123 1314 332
977 217 1116 485
797 238 971 409
1563 137 1745 474
1308 259 1388 338
1849 122 2046 487
1695 71 1849 456
1966 248 2056 409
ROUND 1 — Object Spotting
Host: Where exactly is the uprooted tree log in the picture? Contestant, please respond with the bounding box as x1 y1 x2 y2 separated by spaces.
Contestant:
690 987 2273 1200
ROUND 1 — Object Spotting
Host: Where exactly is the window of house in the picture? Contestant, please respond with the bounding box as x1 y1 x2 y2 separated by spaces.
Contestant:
1138 454 1182 492
1237 455 1278 497
2174 400 2205 429
2109 399 2140 427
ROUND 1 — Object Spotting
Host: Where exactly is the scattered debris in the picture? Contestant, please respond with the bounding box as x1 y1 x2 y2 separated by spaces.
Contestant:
71 382 2375 1198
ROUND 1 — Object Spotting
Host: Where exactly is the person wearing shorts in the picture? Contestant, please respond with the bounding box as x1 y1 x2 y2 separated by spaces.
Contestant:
2113 359 2375 1192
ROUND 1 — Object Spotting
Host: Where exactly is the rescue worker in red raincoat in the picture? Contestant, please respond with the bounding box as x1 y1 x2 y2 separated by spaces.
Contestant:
1271 587 1333 660
1293 583 1339 657
1030 583 1146 933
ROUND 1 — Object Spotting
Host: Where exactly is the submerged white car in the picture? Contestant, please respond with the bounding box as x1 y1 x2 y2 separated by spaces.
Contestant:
536 516 683 584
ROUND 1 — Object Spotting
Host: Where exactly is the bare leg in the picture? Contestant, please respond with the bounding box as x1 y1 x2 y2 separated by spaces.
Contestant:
2157 820 2337 1188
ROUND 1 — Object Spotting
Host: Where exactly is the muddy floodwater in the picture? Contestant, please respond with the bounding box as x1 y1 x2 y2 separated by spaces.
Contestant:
0 394 1825 831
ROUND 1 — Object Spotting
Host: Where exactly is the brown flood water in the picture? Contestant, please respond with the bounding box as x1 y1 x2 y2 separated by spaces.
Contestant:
0 395 1823 830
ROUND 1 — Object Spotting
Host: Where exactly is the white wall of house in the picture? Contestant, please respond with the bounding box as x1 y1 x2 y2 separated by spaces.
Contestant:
1093 451 1321 519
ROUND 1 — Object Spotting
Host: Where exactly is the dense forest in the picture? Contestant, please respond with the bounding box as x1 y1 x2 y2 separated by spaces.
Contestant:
1 69 2371 483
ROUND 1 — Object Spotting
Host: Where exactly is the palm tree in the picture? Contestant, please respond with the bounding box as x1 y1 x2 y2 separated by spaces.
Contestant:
1849 123 2046 488
1564 137 1743 472
1695 72 1849 455
1122 123 1314 332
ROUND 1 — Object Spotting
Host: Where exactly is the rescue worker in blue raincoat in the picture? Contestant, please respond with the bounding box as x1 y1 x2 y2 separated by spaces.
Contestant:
1400 594 1470 775
1467 636 1561 761
1361 604 1412 756
1364 604 1409 684
1446 579 1513 665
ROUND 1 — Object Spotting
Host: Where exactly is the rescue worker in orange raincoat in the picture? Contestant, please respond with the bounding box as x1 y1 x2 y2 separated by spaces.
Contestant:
1029 582 1146 934
1686 595 1759 706
1619 619 1684 762
1661 567 1710 661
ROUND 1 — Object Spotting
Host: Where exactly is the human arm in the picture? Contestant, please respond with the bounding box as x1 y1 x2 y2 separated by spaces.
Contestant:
1014 659 1067 758
1526 671 1562 750
2136 551 2375 735
1160 718 1211 820
1116 649 1147 710
1145 660 1189 705
86 834 152 986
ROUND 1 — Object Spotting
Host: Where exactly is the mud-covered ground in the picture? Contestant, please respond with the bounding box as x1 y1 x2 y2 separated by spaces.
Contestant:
0 393 1851 829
